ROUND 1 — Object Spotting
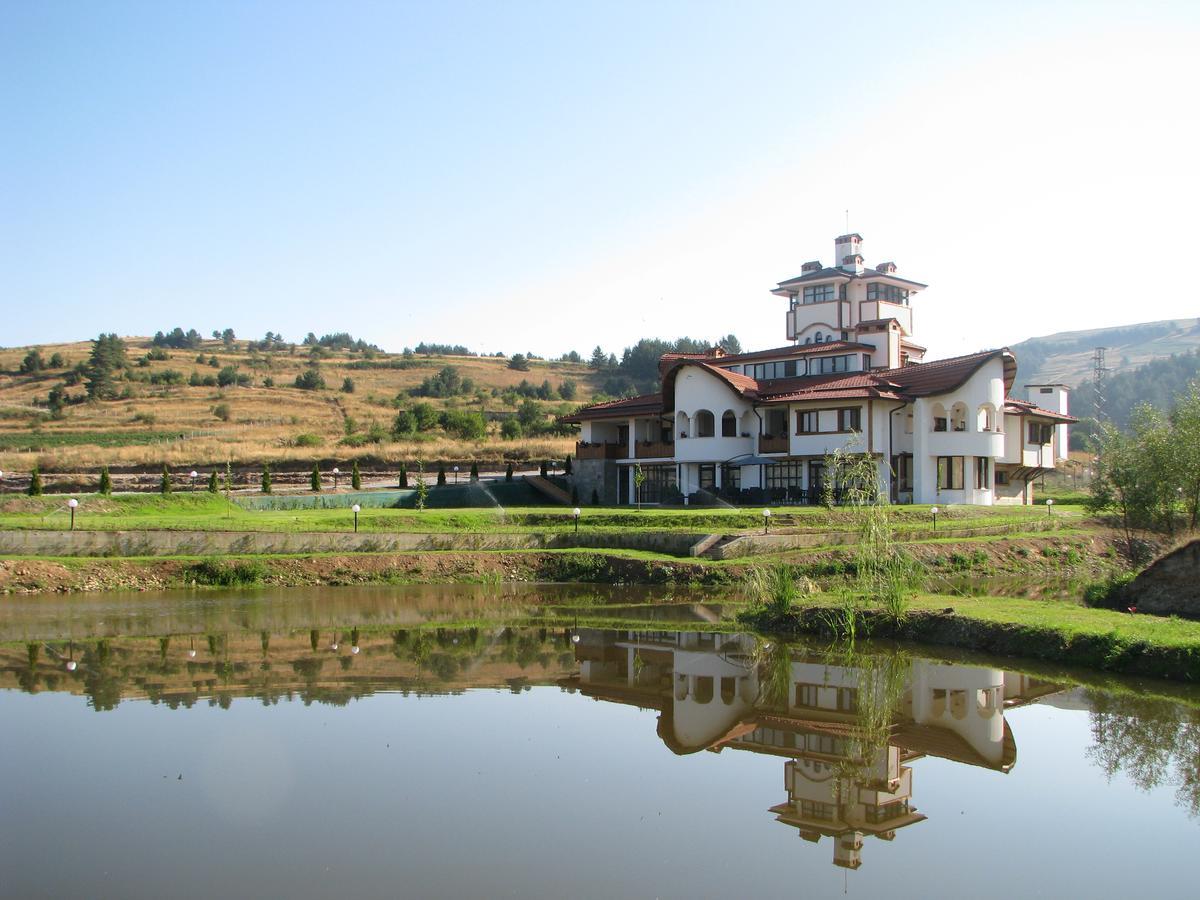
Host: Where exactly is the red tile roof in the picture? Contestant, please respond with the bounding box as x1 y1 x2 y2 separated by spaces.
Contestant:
564 348 1031 421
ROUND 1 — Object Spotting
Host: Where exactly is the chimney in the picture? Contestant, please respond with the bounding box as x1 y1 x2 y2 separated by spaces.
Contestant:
876 261 897 275
800 260 822 274
834 233 863 273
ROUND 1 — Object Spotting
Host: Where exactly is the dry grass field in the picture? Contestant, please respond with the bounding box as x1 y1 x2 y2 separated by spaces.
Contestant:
0 337 600 472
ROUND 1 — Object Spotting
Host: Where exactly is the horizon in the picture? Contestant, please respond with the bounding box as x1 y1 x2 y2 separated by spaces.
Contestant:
3 1 1199 359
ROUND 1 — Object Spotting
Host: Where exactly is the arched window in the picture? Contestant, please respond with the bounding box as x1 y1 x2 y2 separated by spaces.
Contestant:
721 410 737 437
931 402 948 432
815 331 824 343
694 676 714 704
950 402 968 432
676 410 690 438
695 410 715 437
804 337 812 345
977 404 997 432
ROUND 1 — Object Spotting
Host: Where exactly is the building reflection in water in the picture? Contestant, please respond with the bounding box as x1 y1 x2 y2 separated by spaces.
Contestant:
565 629 1063 870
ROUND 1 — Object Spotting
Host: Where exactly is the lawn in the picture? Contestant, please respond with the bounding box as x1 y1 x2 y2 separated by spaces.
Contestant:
0 491 1081 535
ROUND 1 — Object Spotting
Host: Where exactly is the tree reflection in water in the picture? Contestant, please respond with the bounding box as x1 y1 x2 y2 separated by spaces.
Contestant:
1086 690 1200 817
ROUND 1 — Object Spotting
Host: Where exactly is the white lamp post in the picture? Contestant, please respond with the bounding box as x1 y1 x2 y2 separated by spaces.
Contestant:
351 645 360 655
573 507 581 533
67 497 78 531
1046 498 1054 518
453 465 460 484
352 503 361 533
762 508 771 534
332 467 340 490
571 633 581 644
189 470 198 491
931 506 939 531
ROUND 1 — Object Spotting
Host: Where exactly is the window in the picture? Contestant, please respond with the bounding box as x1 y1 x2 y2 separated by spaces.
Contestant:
933 417 948 432
1028 422 1053 445
630 464 676 503
995 469 1010 486
865 801 911 824
937 456 964 491
836 687 858 712
721 411 737 437
867 282 909 304
975 456 991 489
811 354 853 374
695 410 715 437
797 411 818 434
838 408 861 432
748 360 799 380
795 683 821 708
893 454 913 491
950 402 968 432
698 464 715 491
863 354 872 371
719 463 741 490
838 284 847 301
766 460 805 489
803 283 835 304
800 801 835 822
977 405 996 432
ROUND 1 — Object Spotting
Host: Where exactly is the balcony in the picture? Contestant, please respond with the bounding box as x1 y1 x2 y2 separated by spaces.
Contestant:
575 441 624 460
634 439 675 459
759 434 789 454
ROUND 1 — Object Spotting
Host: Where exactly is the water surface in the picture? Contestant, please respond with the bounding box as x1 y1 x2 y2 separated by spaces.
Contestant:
1 586 1197 899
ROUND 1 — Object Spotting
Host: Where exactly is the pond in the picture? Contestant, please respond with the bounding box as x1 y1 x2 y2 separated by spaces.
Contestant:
1 585 1197 898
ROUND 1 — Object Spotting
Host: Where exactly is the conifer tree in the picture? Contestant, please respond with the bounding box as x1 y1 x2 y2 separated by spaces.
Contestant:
351 460 362 490
398 464 408 488
436 463 447 486
311 463 322 492
207 471 219 493
98 466 112 495
505 462 513 482
28 466 42 497
564 454 573 475
160 465 171 495
469 461 479 481
261 463 272 494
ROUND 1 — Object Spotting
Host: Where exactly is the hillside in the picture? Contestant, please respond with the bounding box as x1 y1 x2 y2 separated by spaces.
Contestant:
1010 317 1200 387
0 336 599 472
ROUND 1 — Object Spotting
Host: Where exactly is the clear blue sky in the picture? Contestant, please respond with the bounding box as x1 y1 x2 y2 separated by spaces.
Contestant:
3 0 1198 358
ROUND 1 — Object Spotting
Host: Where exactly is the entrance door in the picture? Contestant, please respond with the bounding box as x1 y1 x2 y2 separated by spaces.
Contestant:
808 461 825 502
618 466 630 505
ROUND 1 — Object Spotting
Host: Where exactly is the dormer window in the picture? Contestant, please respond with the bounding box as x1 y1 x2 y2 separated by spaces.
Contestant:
802 283 835 304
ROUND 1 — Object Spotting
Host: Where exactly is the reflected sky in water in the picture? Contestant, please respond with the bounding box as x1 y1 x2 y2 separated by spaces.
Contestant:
1 586 1197 899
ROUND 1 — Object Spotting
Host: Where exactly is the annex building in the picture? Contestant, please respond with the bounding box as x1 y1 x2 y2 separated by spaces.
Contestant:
565 234 1073 506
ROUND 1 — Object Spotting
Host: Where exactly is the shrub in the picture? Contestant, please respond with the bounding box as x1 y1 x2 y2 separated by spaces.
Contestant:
412 402 439 432
507 353 530 371
160 465 172 495
48 352 65 368
440 409 487 441
207 471 219 493
351 460 362 490
20 348 46 374
133 411 157 425
437 464 447 486
392 410 416 436
294 368 326 390
500 418 522 440
292 432 322 447
28 466 42 497
1082 571 1138 609
185 558 268 586
217 366 239 387
558 379 577 400
98 466 112 495
261 463 272 494
341 377 356 393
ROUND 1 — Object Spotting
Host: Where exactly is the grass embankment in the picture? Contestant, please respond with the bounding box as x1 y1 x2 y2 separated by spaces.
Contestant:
741 592 1200 682
0 491 1083 534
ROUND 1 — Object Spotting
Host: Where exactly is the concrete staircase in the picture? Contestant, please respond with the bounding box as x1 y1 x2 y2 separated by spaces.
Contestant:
525 474 572 505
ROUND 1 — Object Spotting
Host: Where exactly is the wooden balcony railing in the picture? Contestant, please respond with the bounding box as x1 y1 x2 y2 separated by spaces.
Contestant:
634 440 675 459
758 434 789 454
575 441 624 460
